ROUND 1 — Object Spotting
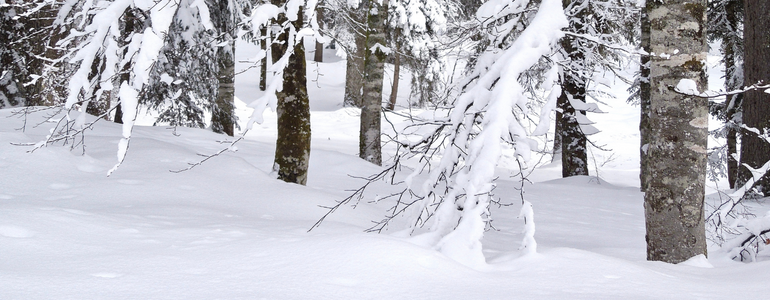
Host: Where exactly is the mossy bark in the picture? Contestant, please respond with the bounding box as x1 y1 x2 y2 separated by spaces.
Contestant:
271 5 311 185
644 0 708 263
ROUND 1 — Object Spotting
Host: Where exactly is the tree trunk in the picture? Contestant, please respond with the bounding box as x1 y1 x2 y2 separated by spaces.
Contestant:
313 2 324 63
644 0 708 263
359 0 387 166
271 5 311 185
552 111 562 163
387 29 400 111
210 0 235 136
721 0 742 189
557 8 588 178
639 5 651 192
737 0 770 195
113 7 143 124
344 11 366 108
557 76 588 177
260 25 267 92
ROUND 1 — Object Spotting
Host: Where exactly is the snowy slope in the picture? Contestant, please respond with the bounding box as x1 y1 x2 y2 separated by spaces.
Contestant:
1 41 769 299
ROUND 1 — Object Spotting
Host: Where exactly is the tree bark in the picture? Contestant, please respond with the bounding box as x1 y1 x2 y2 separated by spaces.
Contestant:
344 7 366 108
644 0 708 263
387 28 401 111
737 0 770 195
557 3 588 178
557 76 588 177
210 0 235 136
260 25 268 92
639 5 651 192
271 4 312 185
359 0 387 166
314 2 324 63
552 111 562 163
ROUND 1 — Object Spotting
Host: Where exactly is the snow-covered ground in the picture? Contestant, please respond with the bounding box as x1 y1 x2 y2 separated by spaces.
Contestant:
1 41 769 299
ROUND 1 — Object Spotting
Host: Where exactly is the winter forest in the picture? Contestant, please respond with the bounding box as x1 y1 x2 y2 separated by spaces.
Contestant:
1 0 770 298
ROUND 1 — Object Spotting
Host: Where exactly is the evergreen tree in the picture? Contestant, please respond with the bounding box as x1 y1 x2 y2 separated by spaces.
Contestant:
0 0 60 108
141 0 217 129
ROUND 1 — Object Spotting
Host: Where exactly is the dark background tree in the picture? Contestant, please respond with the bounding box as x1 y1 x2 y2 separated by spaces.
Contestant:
736 0 770 196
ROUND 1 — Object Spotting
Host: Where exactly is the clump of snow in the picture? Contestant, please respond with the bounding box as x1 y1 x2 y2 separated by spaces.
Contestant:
678 254 714 268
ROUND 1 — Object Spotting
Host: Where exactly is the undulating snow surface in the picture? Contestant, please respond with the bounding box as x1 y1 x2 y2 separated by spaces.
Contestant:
1 40 769 299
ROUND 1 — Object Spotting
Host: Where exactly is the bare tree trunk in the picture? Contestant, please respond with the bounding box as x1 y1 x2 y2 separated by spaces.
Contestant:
557 9 588 178
344 10 366 108
387 29 400 111
557 76 588 177
737 0 770 195
113 7 144 124
639 5 651 192
552 112 562 163
260 25 267 92
721 0 743 189
644 0 708 263
271 4 311 185
210 0 235 136
313 2 324 63
359 0 387 166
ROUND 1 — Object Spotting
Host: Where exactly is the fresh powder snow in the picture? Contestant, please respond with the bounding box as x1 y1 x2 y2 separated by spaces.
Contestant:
1 26 769 300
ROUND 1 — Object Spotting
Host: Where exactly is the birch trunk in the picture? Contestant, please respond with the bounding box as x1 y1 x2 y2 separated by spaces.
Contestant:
359 0 387 166
210 0 235 136
644 0 708 263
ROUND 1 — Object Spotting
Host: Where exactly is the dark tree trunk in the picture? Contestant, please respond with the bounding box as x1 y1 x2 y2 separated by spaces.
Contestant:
557 9 588 178
260 25 268 92
557 76 588 177
737 0 770 195
210 0 236 136
639 5 651 192
344 9 366 108
314 3 324 63
359 0 387 166
387 29 401 111
716 0 743 189
644 0 708 263
552 110 562 163
271 4 311 185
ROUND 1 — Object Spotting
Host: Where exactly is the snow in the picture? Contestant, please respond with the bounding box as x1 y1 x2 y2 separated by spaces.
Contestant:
2 14 770 300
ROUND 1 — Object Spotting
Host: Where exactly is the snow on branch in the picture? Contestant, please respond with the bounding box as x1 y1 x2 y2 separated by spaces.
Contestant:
245 0 322 129
312 0 566 267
